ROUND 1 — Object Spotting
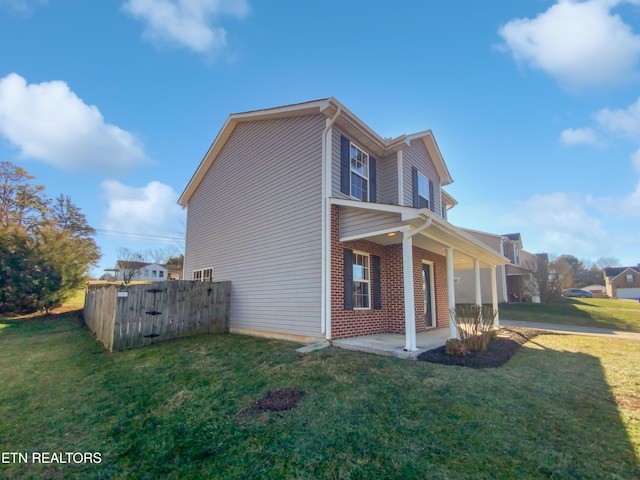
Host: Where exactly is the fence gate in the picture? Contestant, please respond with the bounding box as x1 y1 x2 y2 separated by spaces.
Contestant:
85 281 231 351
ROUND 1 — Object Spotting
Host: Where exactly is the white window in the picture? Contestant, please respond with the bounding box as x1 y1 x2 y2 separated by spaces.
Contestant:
417 172 430 209
193 268 213 282
627 273 635 283
441 204 447 220
144 269 149 277
152 270 157 277
350 142 369 201
159 271 164 278
352 251 370 309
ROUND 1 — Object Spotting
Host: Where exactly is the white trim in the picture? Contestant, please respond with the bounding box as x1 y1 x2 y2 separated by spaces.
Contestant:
322 113 340 339
397 150 404 206
421 259 436 328
491 265 500 327
352 250 372 310
192 267 214 282
348 141 370 201
446 247 458 339
417 170 431 210
473 259 482 305
403 233 416 351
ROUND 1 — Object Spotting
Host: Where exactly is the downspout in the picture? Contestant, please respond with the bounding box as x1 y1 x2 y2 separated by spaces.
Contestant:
402 216 432 351
321 107 342 337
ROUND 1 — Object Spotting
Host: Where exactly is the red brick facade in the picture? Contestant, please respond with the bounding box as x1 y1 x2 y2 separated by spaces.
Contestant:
330 205 449 340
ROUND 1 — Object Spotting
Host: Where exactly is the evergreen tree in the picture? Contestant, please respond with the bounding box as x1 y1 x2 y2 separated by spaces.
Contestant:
0 161 100 314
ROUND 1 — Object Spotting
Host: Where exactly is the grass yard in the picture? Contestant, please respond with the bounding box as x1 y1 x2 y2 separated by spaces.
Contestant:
500 297 640 332
1 313 639 479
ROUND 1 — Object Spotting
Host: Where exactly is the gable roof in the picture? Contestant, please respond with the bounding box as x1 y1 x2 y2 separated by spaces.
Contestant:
604 265 640 280
179 97 454 206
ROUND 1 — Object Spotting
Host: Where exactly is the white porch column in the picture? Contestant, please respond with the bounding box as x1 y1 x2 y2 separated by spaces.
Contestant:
473 259 482 306
491 265 500 327
445 247 458 339
402 232 417 351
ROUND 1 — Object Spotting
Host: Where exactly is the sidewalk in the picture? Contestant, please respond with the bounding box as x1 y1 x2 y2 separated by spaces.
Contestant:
501 320 640 341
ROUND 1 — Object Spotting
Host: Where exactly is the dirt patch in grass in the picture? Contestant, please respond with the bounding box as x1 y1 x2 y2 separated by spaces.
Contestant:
253 387 305 412
418 327 554 369
234 388 304 428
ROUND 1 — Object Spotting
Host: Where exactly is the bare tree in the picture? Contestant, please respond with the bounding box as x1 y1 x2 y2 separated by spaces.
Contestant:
115 247 147 285
525 254 573 303
595 256 621 269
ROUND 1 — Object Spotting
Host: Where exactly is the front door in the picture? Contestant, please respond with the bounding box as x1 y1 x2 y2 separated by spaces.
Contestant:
422 263 434 327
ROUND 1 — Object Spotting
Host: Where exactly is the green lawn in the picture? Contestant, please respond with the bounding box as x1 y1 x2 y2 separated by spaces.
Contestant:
1 313 639 479
500 297 640 332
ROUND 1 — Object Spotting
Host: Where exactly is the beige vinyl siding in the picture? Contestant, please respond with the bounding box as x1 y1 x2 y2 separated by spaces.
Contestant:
339 208 404 239
184 114 325 338
377 153 398 205
402 139 442 216
454 267 508 304
331 127 398 205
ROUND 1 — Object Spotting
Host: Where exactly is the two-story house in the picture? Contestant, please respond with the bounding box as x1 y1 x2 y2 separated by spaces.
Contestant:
455 231 540 304
604 264 640 299
179 98 508 351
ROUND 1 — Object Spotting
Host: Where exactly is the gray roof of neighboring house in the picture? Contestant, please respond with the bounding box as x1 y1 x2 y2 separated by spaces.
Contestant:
604 265 640 277
502 233 521 241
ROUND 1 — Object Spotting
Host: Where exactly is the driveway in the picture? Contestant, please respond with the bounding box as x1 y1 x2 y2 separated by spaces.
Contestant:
501 320 640 342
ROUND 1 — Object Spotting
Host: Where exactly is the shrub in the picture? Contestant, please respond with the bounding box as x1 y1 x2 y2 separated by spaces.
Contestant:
451 304 498 353
445 338 468 357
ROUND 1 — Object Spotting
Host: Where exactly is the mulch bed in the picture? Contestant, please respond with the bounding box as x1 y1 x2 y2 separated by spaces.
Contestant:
417 327 552 369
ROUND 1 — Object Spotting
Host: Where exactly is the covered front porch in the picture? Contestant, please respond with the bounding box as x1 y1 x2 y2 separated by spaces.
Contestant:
331 198 509 351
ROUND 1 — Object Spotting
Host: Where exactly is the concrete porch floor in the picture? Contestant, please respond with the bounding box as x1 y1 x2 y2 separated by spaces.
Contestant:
332 327 450 360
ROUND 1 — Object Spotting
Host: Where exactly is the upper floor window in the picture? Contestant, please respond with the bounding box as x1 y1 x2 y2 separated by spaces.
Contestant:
417 172 430 209
159 271 164 278
627 273 635 283
441 204 447 220
514 246 520 265
350 142 369 201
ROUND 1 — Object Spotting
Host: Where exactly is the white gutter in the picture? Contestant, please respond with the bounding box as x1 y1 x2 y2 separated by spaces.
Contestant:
321 107 341 337
403 217 432 351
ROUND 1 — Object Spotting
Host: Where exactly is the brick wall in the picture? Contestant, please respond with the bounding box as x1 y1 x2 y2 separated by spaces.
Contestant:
330 205 449 339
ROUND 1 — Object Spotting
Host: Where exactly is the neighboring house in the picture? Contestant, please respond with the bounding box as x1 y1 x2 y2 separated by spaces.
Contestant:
164 264 183 280
582 284 606 297
114 261 171 282
179 98 508 350
604 265 640 299
455 231 540 304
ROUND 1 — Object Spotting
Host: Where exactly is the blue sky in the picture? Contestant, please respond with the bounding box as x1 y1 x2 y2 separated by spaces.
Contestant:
1 0 639 275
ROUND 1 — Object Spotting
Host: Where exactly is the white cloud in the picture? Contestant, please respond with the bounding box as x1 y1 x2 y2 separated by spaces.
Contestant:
560 127 601 146
498 0 640 89
102 180 185 240
590 180 640 217
594 96 640 138
632 148 640 173
502 192 615 256
0 0 46 14
0 73 150 173
122 0 250 53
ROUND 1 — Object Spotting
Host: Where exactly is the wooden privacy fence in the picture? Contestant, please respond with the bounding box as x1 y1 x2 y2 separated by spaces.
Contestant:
84 281 231 351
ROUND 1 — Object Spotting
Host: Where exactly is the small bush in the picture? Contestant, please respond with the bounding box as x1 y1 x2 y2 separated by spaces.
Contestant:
445 338 468 357
451 304 498 353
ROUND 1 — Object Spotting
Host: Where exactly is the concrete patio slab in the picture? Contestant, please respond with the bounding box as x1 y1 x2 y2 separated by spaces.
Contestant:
332 328 450 360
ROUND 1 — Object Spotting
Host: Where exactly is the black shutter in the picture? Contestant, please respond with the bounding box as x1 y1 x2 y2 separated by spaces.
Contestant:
372 255 382 310
343 248 353 310
412 166 419 208
340 135 351 195
369 156 377 203
429 179 435 212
